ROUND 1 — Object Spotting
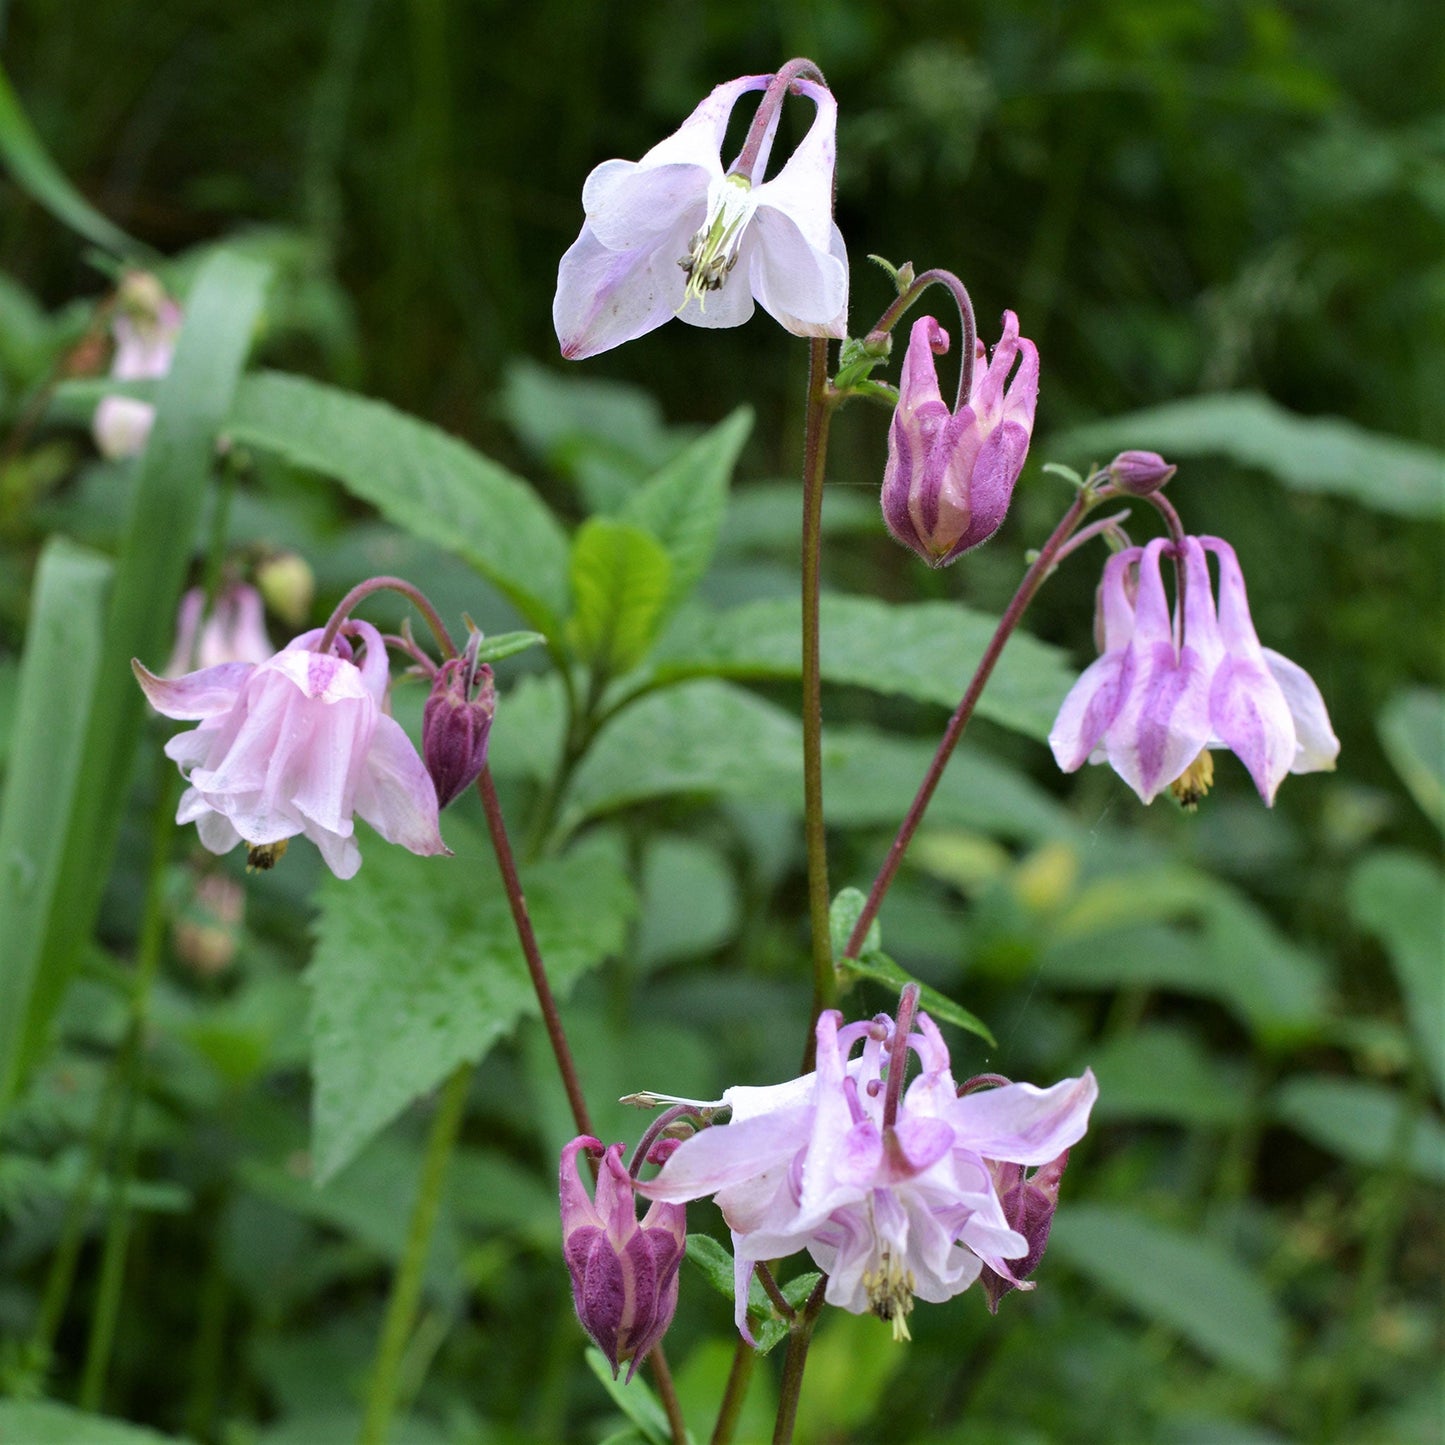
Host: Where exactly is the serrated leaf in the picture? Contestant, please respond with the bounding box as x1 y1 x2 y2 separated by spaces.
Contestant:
1272 1075 1445 1181
226 370 570 631
619 407 751 609
838 951 995 1046
1051 392 1445 518
306 829 634 1181
652 593 1075 741
1377 688 1444 832
567 518 674 676
1049 1206 1287 1382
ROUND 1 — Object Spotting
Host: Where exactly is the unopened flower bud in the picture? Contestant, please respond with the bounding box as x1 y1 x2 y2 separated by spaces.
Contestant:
164 584 273 678
980 1148 1071 1313
560 1136 687 1381
422 646 496 809
1107 450 1176 497
255 552 316 627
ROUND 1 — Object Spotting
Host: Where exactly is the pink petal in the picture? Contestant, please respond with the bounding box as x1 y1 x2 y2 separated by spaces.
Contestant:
1263 648 1340 774
946 1071 1098 1165
354 714 448 858
133 659 252 720
1209 654 1296 804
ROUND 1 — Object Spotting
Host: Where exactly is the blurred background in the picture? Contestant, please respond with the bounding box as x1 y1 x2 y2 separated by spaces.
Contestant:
0 1 1441 1442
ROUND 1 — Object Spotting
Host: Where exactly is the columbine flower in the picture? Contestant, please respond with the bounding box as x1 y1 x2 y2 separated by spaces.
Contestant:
163 584 274 677
134 620 448 879
422 639 496 809
554 72 848 359
639 1003 1095 1342
92 274 182 460
881 312 1039 566
560 1136 687 1381
978 1146 1071 1313
1106 449 1176 497
1049 535 1340 806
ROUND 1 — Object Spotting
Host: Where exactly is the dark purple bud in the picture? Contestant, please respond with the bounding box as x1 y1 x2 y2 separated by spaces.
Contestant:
1107 450 1176 497
980 1147 1071 1313
560 1136 687 1381
422 650 496 809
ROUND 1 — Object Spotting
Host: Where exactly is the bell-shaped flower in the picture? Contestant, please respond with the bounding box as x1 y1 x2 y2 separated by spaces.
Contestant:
134 620 448 879
422 646 496 809
881 312 1039 566
93 279 183 460
554 73 848 359
639 1006 1095 1342
1049 535 1339 805
163 584 274 678
560 1136 687 1382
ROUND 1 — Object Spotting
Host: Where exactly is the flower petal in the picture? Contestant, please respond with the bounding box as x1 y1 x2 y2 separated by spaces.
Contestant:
747 78 839 252
1263 648 1340 773
638 74 769 171
354 714 449 857
746 204 848 333
946 1071 1098 1165
133 658 252 720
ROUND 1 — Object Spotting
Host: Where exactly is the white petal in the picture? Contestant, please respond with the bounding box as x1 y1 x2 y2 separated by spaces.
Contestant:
637 74 767 171
748 78 838 252
355 714 449 857
134 659 252 720
746 206 848 334
586 161 712 253
1263 648 1341 774
945 1072 1098 1166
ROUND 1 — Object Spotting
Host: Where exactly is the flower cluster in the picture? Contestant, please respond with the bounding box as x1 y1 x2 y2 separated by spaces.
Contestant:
637 1003 1095 1342
1049 535 1339 806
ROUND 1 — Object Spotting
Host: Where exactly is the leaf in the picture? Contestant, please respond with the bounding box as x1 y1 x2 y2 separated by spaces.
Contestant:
619 407 751 609
567 519 674 676
683 1235 818 1357
1050 392 1445 518
1272 1076 1445 1182
1377 688 1444 832
1048 1205 1288 1383
0 1403 187 1444
584 1348 682 1445
1086 1026 1250 1126
652 593 1076 741
1350 850 1445 1100
0 63 145 257
226 370 570 631
838 952 996 1046
306 828 634 1182
719 483 879 554
474 631 547 664
636 836 739 968
829 887 881 962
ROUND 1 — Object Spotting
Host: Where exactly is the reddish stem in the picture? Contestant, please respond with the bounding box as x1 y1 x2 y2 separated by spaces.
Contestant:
864 268 978 409
318 575 456 659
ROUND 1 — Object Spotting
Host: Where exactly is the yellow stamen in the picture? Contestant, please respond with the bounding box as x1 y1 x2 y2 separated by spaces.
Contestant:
245 838 289 872
863 1250 917 1342
1169 750 1215 811
678 175 753 312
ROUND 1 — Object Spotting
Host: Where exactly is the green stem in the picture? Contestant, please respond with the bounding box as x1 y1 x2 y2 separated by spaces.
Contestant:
771 1276 827 1445
77 763 176 1409
709 1337 756 1445
358 1060 470 1445
800 336 837 1057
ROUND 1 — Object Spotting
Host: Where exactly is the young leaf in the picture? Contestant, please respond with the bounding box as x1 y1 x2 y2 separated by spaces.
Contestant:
837 951 995 1047
567 518 674 677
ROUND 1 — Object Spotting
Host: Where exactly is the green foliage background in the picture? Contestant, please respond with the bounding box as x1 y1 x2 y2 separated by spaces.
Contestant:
0 1 1440 1443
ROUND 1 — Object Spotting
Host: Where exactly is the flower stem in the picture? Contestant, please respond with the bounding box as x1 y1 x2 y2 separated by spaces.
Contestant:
771 1275 828 1445
864 268 978 408
800 336 838 1051
731 58 827 181
710 1338 757 1445
648 1343 689 1445
844 490 1094 961
357 1060 470 1445
319 575 457 660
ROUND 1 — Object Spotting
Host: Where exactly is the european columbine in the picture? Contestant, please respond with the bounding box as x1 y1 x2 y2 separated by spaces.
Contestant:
422 637 496 809
560 1136 687 1381
554 70 848 359
881 312 1039 565
163 584 274 677
639 999 1096 1342
1049 535 1340 806
92 273 182 460
134 620 448 878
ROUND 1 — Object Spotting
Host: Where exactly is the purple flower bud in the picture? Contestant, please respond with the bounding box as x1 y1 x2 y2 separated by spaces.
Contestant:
980 1148 1071 1313
422 653 496 809
560 1136 687 1381
1107 449 1176 496
882 311 1039 567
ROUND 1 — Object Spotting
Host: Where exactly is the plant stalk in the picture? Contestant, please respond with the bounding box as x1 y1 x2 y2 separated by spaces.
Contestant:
771 1276 828 1445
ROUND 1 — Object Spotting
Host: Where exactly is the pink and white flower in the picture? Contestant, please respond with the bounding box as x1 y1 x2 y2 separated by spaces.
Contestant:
93 283 183 460
1048 535 1340 805
163 584 274 677
134 621 447 878
554 73 848 360
639 1004 1095 1341
881 312 1039 566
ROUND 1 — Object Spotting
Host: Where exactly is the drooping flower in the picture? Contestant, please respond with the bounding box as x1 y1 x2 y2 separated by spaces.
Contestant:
978 1146 1072 1313
1049 535 1340 806
163 584 274 678
638 1004 1095 1342
554 72 848 360
422 641 496 809
560 1136 687 1381
93 275 183 460
134 620 448 879
881 312 1039 566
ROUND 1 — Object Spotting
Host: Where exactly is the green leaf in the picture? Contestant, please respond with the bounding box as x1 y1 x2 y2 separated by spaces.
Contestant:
829 887 881 962
1086 1026 1250 1126
473 630 547 665
0 1403 185 1444
637 836 739 968
837 951 996 1046
307 828 634 1181
619 407 751 609
719 483 879 555
683 1235 817 1357
0 63 145 258
226 370 570 631
1377 688 1444 832
1350 850 1445 1100
1049 1205 1288 1383
1272 1075 1445 1182
652 593 1076 741
1051 392 1445 518
567 519 674 676
0 542 111 1114
585 1348 683 1445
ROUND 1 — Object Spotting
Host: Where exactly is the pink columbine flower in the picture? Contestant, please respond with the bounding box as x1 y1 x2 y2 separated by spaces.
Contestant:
638 1006 1095 1342
1049 535 1340 807
560 1136 687 1381
554 73 848 360
92 277 183 460
134 620 448 878
881 312 1039 566
163 584 274 678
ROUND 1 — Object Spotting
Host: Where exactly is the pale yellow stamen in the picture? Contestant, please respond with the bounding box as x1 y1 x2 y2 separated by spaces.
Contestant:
678 175 753 312
863 1249 917 1342
1170 750 1215 811
245 838 289 872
